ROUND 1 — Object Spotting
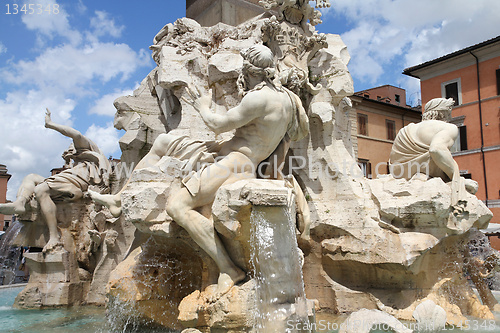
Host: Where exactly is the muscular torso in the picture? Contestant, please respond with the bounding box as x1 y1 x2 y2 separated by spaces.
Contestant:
219 87 293 165
412 120 458 148
410 119 458 180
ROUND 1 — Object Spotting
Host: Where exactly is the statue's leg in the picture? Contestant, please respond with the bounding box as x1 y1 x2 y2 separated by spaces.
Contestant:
89 133 178 217
291 176 310 241
33 183 63 253
0 173 45 215
166 152 252 298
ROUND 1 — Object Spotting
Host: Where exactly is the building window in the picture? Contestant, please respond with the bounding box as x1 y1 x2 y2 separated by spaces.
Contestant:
451 125 468 152
386 120 396 141
441 78 462 105
461 173 472 180
358 159 372 179
496 69 500 96
395 94 401 103
358 113 368 136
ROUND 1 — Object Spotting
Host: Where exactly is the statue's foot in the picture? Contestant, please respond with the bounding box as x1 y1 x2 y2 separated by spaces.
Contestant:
464 179 479 195
207 269 246 303
0 202 26 215
88 190 122 217
42 239 63 254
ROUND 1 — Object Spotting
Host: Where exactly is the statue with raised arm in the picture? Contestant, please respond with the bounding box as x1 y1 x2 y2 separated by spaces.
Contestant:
0 109 111 253
89 44 310 298
389 98 476 205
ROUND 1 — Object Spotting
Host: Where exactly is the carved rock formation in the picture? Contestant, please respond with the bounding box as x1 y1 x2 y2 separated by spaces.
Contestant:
11 198 134 308
104 10 494 330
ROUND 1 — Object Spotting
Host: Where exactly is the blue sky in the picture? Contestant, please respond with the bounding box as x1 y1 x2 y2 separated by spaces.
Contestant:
1 0 499 200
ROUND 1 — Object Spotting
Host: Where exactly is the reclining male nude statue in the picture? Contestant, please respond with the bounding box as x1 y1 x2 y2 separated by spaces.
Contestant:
389 98 477 206
89 44 311 298
0 109 111 253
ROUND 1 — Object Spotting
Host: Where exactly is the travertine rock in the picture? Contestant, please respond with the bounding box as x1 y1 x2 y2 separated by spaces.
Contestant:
104 5 495 331
413 300 447 332
14 250 83 308
369 175 491 236
112 175 313 331
181 329 203 333
12 199 134 307
298 144 493 324
178 280 257 330
339 309 412 333
106 241 208 330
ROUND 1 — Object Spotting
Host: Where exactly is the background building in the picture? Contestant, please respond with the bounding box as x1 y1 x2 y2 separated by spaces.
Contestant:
352 85 421 178
0 164 12 231
404 36 500 223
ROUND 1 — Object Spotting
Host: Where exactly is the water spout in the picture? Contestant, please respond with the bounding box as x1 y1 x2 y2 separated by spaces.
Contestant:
249 207 310 332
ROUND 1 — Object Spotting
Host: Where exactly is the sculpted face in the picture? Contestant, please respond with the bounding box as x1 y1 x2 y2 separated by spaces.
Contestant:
113 109 134 130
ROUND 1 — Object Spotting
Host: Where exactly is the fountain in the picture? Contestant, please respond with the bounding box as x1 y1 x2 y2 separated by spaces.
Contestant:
1 1 499 332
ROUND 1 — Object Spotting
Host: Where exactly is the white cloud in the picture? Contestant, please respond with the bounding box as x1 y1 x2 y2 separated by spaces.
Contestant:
76 0 87 14
90 11 124 38
323 0 500 103
89 88 134 116
21 0 82 45
0 7 153 200
2 43 150 95
85 123 121 158
0 42 6 54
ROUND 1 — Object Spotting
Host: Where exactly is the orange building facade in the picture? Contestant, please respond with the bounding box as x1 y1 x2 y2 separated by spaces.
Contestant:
352 85 421 178
0 164 11 231
404 36 500 223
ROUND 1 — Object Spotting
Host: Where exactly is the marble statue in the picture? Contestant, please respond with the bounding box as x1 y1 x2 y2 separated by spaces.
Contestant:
90 44 310 299
0 109 111 253
389 98 476 205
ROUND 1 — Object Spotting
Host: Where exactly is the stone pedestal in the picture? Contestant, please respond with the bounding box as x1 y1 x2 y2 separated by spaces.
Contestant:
10 198 135 307
14 250 85 308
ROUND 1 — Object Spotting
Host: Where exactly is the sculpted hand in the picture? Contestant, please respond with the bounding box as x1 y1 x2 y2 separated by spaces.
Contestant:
182 84 212 113
45 108 53 128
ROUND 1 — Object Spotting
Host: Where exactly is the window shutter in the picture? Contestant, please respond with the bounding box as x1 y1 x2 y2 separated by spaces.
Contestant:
460 126 468 151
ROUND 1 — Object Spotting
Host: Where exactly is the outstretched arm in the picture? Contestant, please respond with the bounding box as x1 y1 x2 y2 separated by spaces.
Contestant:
428 130 459 181
45 108 92 149
184 87 266 135
429 126 462 203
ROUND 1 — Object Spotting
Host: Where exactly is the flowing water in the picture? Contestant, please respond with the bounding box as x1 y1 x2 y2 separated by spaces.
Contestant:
3 222 500 332
249 207 310 332
0 285 177 333
2 285 500 332
0 221 23 285
104 237 202 332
